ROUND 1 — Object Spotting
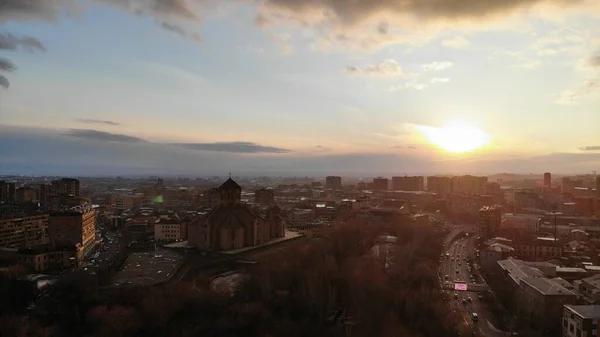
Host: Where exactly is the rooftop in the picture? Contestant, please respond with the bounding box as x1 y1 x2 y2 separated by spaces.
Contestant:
565 305 600 319
521 276 577 296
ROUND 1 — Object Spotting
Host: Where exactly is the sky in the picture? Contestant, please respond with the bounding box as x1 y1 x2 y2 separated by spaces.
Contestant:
1 0 600 176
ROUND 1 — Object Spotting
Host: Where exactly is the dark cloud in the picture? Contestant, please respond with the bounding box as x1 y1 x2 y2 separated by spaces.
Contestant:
75 118 120 126
0 58 16 72
588 54 600 67
578 146 600 151
0 33 46 52
0 0 70 23
160 21 202 41
174 142 291 153
258 0 588 25
0 75 9 89
62 129 146 143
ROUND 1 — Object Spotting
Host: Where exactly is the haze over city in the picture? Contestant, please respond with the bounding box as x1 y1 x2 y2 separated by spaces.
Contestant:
1 0 600 175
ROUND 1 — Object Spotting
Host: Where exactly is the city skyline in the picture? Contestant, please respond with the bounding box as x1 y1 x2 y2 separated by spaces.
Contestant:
1 0 600 174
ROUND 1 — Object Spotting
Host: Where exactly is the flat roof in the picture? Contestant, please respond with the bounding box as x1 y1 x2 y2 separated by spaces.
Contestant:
565 305 600 319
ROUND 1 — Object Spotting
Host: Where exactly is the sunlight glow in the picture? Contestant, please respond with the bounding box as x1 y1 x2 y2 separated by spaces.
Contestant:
418 121 490 153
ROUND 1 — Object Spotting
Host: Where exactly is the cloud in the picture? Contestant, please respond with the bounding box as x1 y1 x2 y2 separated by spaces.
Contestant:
174 142 291 154
0 32 46 52
75 118 120 126
578 146 600 151
441 36 470 48
556 78 600 105
0 58 16 72
422 61 454 71
62 129 146 143
346 59 406 78
0 0 74 23
588 54 600 67
0 76 9 89
160 21 201 42
430 77 450 83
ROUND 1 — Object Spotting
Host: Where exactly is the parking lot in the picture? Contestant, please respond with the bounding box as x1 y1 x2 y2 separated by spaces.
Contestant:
112 249 183 286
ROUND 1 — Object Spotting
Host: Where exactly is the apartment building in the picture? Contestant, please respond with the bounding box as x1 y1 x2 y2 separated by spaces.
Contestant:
563 305 600 337
154 217 185 242
0 214 49 248
48 205 96 255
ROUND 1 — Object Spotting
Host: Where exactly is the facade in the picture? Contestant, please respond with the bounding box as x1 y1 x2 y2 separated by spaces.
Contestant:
288 209 316 225
451 175 488 194
391 176 424 191
154 217 185 242
518 276 579 328
255 188 275 205
188 178 285 251
373 177 389 191
0 181 16 203
16 187 36 203
15 244 79 272
325 176 342 189
485 182 502 195
563 305 600 337
427 176 452 198
479 205 502 239
0 214 49 248
513 237 563 261
50 178 80 197
544 172 552 188
48 205 96 255
501 214 541 238
597 177 600 198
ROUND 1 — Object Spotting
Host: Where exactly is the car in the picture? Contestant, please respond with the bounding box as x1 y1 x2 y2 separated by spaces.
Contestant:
456 269 459 273
478 294 483 300
467 296 472 302
461 299 467 305
471 313 478 322
445 275 449 280
454 293 458 299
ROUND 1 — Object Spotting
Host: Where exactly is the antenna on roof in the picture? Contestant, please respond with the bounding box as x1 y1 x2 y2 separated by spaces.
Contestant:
229 173 232 178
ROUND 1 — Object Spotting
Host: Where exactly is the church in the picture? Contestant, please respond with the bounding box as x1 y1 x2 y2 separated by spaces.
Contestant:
188 178 285 250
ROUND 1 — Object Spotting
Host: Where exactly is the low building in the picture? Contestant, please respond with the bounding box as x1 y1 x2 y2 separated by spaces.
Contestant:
154 217 185 242
513 237 563 261
575 274 600 303
563 305 600 337
0 244 79 272
287 209 316 226
517 276 579 329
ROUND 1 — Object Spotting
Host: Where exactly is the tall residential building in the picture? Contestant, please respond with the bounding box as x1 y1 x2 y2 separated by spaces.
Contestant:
51 178 80 197
325 176 342 189
38 184 51 206
563 305 600 337
373 177 389 191
427 176 452 198
485 182 502 195
544 172 552 188
563 178 574 194
16 187 36 203
0 181 16 203
479 205 502 239
392 176 424 191
48 205 96 255
0 214 49 248
451 175 488 194
255 188 275 205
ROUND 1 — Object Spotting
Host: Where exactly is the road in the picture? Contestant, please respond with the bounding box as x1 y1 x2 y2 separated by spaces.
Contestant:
441 233 508 337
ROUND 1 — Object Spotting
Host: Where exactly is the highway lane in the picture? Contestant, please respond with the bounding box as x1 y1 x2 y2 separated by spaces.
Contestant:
441 234 508 337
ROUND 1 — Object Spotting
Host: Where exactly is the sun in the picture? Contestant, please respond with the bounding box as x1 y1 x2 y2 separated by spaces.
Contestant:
418 120 490 153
